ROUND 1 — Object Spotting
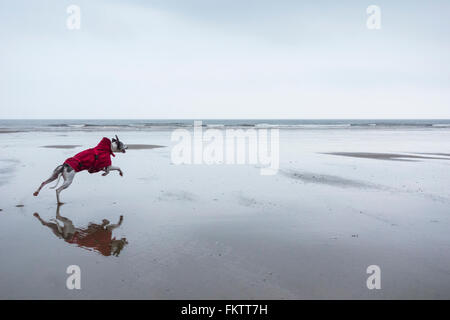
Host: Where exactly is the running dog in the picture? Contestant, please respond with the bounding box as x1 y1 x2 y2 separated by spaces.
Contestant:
33 135 127 204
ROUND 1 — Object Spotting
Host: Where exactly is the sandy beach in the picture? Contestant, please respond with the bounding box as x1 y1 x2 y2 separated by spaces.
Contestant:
1 126 450 299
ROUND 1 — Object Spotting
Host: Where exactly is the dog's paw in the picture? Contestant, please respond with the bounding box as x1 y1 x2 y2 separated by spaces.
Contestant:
119 172 123 176
33 212 39 218
33 192 38 196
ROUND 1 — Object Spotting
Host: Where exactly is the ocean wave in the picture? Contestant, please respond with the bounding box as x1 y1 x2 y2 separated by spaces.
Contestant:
142 122 189 127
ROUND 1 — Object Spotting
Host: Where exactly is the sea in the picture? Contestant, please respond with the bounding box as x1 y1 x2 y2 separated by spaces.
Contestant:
1 119 450 133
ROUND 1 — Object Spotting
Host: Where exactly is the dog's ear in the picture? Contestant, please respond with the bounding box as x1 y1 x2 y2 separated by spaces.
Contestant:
115 135 120 142
112 138 117 143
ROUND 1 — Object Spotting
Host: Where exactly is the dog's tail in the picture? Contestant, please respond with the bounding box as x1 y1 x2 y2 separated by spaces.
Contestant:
49 165 64 189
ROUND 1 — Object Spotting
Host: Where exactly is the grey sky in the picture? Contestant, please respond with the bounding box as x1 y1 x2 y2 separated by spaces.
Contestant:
1 0 449 119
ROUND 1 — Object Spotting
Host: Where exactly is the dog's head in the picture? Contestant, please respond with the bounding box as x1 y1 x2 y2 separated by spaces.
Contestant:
111 135 128 153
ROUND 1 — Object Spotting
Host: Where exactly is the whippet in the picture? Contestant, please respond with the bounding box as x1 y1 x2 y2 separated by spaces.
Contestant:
33 135 127 204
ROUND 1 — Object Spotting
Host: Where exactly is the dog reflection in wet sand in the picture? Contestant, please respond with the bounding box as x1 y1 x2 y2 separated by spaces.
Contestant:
33 205 128 257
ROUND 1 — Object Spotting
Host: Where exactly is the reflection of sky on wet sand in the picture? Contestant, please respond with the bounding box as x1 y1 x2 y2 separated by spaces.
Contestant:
1 129 450 299
0 159 19 186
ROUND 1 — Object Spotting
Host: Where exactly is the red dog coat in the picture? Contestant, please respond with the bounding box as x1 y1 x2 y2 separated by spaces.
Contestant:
64 137 115 173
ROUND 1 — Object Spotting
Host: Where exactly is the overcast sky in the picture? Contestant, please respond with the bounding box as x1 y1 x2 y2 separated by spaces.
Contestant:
1 0 449 119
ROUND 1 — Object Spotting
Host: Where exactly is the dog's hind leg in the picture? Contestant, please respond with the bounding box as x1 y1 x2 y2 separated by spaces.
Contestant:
33 165 63 196
33 213 64 239
49 172 63 189
56 169 75 204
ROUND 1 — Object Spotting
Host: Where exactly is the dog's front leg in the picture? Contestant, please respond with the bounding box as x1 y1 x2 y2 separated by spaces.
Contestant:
106 215 124 231
103 166 123 176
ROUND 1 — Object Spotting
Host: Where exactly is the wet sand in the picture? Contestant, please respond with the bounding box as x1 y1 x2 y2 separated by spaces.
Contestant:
280 169 381 189
1 129 450 299
322 152 450 161
414 152 450 157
